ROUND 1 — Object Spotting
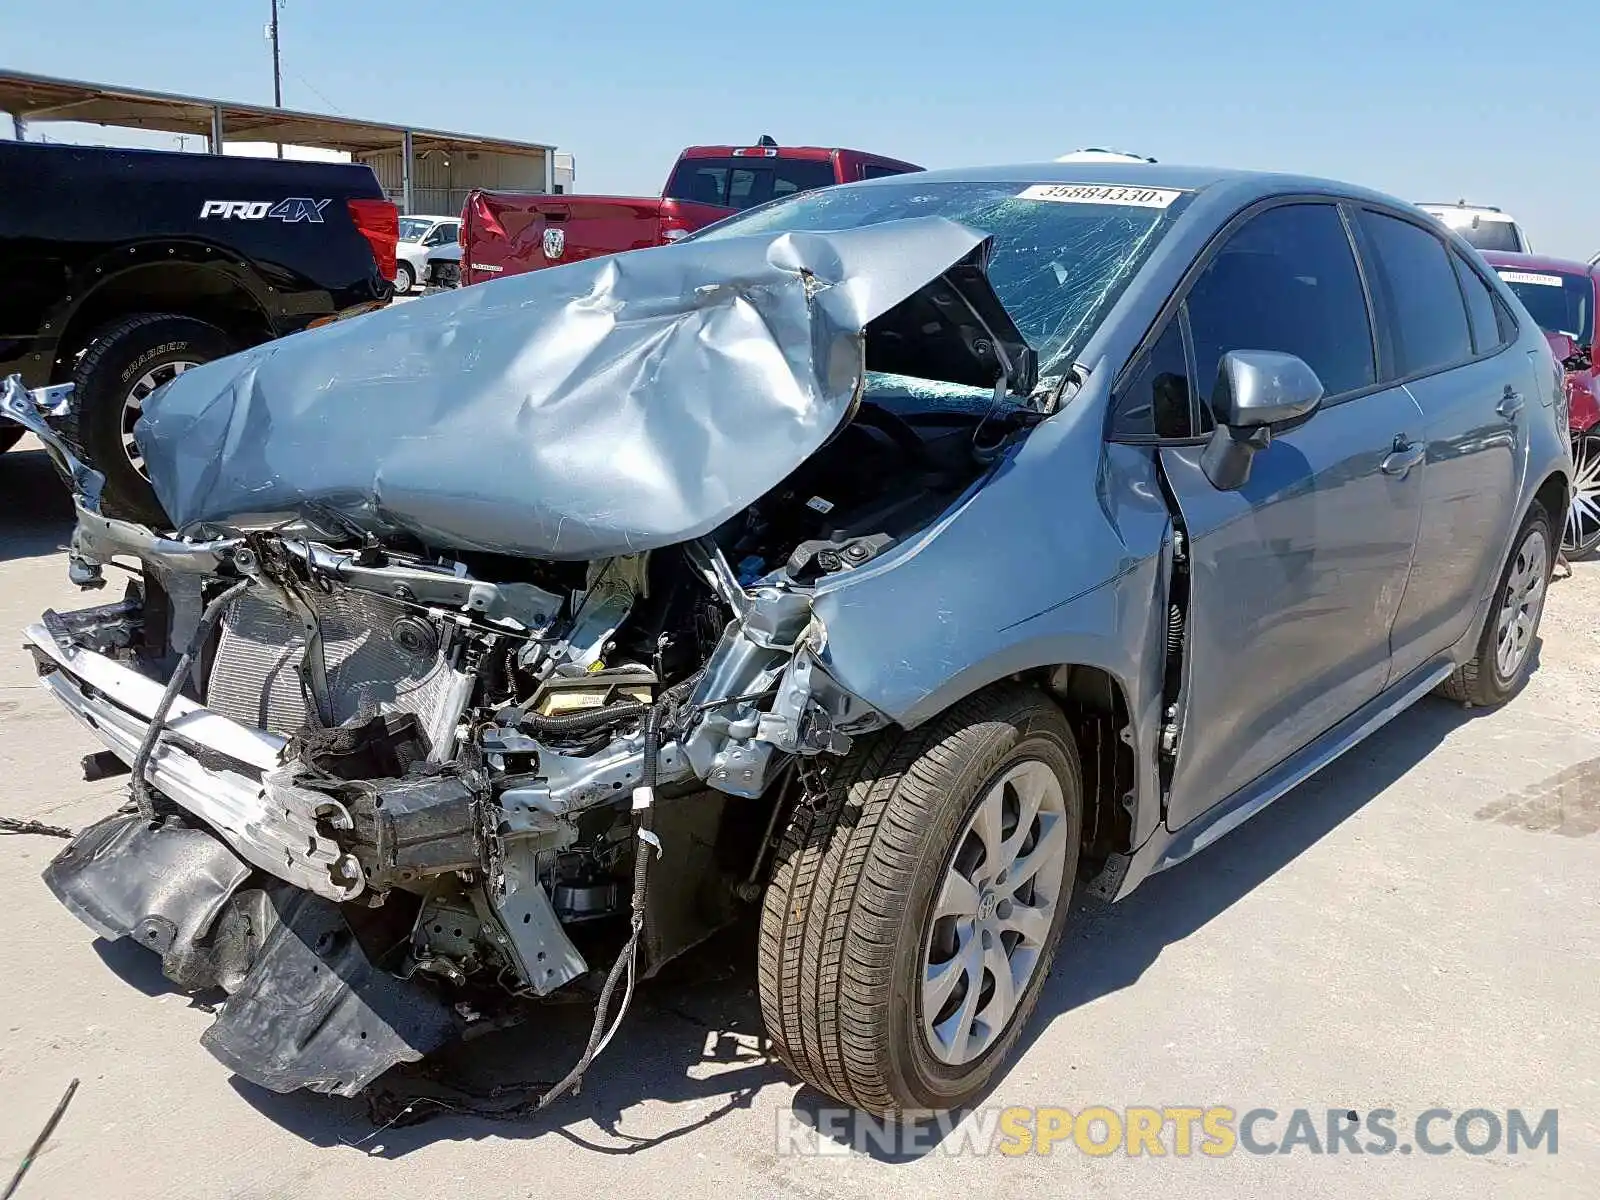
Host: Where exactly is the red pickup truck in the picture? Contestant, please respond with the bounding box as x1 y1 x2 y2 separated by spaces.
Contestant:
455 138 921 286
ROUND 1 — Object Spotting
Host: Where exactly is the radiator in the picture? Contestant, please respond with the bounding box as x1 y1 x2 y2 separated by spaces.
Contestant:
205 589 464 749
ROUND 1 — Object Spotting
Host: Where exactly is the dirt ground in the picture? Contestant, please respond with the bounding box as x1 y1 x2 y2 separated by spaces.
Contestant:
2 437 1596 1199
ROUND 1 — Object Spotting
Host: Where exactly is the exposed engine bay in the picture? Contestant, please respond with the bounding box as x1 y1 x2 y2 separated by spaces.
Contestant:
1 216 1055 1102
9 373 1027 1098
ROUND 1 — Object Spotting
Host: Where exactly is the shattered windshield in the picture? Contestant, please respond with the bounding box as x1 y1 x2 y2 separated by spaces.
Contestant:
692 179 1192 371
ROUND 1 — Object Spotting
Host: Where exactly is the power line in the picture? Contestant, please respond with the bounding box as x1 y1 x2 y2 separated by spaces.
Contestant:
267 0 283 157
294 72 344 115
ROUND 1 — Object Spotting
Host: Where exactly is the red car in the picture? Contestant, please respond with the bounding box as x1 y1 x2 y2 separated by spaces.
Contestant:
1483 251 1600 554
456 139 921 286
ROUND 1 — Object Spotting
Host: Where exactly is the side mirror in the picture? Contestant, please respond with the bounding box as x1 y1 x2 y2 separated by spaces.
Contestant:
1200 350 1324 491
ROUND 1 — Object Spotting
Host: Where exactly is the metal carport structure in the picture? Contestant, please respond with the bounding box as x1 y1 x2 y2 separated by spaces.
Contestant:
0 68 560 214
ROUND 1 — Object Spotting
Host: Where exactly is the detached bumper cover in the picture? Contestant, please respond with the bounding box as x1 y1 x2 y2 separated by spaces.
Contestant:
44 815 456 1097
199 888 456 1097
44 813 252 991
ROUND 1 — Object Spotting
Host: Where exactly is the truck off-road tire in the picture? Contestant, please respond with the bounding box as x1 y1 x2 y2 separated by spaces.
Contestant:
394 262 415 293
758 685 1082 1116
69 313 233 525
1439 503 1553 707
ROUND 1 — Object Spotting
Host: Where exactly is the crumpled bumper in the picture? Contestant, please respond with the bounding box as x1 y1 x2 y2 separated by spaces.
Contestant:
25 621 367 902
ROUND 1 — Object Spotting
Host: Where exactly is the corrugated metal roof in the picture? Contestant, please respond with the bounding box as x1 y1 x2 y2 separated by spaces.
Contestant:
0 67 556 156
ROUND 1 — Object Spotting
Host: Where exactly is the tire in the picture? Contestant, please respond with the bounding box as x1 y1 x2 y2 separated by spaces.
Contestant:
1562 431 1600 558
69 313 233 525
758 685 1083 1116
1439 503 1553 707
394 261 415 293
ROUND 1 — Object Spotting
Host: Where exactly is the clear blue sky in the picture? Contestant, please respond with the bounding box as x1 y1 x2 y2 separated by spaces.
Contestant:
3 0 1595 259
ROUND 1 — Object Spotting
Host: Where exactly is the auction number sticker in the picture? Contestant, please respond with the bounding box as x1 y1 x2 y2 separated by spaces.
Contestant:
1497 270 1564 288
1018 183 1183 208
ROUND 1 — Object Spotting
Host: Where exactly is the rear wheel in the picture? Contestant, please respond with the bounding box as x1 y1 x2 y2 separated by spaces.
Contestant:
1439 504 1552 707
758 686 1082 1116
1563 431 1600 558
69 313 232 525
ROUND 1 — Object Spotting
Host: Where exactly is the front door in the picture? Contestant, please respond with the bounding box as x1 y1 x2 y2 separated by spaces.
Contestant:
1160 391 1426 827
1145 201 1428 829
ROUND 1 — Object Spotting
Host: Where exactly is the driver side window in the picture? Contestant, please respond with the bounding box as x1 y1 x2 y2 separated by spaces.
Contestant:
1186 202 1376 430
1112 201 1377 440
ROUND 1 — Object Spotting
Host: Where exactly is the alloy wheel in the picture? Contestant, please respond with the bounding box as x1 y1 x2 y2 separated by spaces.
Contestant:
122 361 197 478
1495 526 1549 681
1563 432 1600 556
922 759 1070 1067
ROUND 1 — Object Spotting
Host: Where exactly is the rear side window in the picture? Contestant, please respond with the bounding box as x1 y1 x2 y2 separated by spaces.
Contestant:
1456 220 1524 253
1185 202 1376 421
1356 211 1473 378
863 163 910 180
665 157 837 209
1451 250 1507 355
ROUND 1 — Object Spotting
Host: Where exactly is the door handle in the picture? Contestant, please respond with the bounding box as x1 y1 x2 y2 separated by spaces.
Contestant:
1497 387 1525 419
1381 437 1426 477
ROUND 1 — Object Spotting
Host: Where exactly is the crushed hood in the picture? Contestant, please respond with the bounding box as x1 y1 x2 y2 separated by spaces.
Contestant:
137 216 1033 560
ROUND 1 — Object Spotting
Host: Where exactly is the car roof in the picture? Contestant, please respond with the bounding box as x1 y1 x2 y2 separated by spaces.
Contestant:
1480 250 1599 278
853 161 1424 213
1417 204 1519 225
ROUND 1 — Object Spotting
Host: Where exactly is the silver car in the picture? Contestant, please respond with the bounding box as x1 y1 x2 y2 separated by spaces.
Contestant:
2 162 1570 1118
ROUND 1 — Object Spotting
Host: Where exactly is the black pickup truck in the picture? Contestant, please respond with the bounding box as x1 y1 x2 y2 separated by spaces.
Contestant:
0 140 398 521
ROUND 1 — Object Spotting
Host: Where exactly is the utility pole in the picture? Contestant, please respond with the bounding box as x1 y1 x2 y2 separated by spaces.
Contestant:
268 0 283 158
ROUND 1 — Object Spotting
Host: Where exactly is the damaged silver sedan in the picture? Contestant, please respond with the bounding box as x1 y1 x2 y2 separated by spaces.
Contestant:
5 164 1571 1117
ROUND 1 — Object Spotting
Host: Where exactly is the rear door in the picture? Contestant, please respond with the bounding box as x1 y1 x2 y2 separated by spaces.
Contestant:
1354 211 1528 681
1125 200 1428 828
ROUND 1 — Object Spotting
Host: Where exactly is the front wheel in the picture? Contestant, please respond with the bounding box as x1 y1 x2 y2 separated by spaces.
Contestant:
758 686 1082 1116
1439 504 1553 707
394 261 415 293
1563 431 1600 558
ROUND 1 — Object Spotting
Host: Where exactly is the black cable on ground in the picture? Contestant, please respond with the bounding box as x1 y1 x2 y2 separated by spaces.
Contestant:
0 817 74 839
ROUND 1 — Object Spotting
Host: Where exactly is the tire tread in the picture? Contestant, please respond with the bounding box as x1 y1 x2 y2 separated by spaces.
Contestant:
758 685 1078 1115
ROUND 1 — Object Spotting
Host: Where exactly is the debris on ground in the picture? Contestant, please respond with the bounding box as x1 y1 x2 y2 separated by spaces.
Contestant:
2 1078 79 1200
0 818 74 839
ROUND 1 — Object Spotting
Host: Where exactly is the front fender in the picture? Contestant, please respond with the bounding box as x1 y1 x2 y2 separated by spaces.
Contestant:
809 411 1174 846
45 239 275 356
